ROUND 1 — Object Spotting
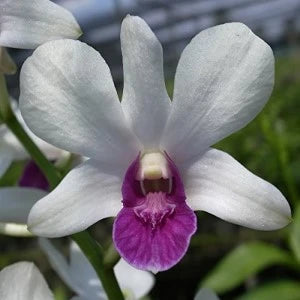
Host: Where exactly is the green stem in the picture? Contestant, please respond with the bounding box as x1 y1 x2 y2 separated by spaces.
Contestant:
0 74 12 122
72 232 124 300
103 242 121 269
5 112 61 190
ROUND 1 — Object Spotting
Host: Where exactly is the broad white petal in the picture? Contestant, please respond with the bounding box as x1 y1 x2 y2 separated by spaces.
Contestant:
162 23 274 163
20 39 139 165
115 259 155 299
0 187 47 223
121 16 170 148
194 288 219 300
28 159 123 237
0 148 12 177
0 262 53 300
182 148 291 230
0 0 81 49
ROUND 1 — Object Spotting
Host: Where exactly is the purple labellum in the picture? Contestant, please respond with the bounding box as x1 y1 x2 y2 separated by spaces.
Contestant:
113 153 197 272
19 160 49 191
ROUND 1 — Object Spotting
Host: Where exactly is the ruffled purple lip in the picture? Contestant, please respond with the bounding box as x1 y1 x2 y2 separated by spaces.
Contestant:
113 153 197 273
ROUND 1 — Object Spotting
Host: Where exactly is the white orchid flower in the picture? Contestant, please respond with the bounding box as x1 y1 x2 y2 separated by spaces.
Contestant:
0 248 154 300
0 261 54 300
39 238 154 300
20 16 291 272
0 0 81 50
0 103 66 171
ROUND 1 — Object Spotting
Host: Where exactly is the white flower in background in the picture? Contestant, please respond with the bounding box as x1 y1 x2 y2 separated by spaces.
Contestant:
0 182 154 298
0 104 65 236
0 103 66 172
0 241 154 300
20 16 291 272
0 185 46 236
0 261 54 300
0 0 81 50
0 251 154 300
39 238 154 300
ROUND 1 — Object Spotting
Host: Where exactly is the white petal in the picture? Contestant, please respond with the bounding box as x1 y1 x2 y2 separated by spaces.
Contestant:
38 238 81 295
28 159 123 237
115 259 155 299
69 242 106 299
194 288 219 300
0 0 81 49
0 187 47 224
0 147 12 177
121 16 170 149
0 262 53 300
182 148 291 230
162 23 274 163
20 39 139 165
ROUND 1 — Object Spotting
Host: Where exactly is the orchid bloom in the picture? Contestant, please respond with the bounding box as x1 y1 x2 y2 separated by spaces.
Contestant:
20 16 291 272
0 0 81 50
39 238 154 300
0 241 154 300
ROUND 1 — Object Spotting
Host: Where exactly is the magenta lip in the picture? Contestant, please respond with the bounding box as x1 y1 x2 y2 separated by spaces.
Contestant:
113 153 197 272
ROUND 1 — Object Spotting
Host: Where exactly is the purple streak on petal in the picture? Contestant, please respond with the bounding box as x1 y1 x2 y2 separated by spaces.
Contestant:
113 153 197 272
19 160 49 191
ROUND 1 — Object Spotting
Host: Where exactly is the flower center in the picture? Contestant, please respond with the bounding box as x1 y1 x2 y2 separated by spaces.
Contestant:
134 192 175 229
133 152 175 229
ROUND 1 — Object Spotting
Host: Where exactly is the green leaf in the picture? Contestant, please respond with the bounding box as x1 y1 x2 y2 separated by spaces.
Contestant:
237 280 300 300
289 205 300 262
200 241 296 293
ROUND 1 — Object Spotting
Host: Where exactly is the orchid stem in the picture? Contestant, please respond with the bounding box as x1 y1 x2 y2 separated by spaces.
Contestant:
72 231 124 300
5 112 61 190
104 242 120 269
